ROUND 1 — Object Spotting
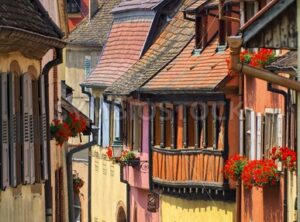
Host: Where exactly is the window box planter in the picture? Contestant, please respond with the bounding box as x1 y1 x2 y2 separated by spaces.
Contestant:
119 158 141 167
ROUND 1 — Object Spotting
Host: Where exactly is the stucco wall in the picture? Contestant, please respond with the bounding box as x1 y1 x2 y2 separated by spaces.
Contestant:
0 185 46 222
161 195 235 222
91 146 127 222
65 47 100 117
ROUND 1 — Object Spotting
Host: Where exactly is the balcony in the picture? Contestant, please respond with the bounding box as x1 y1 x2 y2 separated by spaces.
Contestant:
151 147 234 199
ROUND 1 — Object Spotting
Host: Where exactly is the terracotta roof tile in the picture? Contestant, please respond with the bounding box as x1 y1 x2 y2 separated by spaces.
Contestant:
105 0 195 95
84 19 152 86
67 0 121 47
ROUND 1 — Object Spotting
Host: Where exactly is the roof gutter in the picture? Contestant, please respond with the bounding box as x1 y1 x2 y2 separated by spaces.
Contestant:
227 36 300 92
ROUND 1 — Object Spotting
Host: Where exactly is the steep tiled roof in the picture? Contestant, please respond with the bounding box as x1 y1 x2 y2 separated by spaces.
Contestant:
112 0 163 13
104 0 195 95
67 0 121 47
142 38 229 91
83 18 153 87
0 0 63 38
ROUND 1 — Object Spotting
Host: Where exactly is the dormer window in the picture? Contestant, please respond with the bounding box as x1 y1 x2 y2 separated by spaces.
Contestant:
195 14 207 50
67 0 81 14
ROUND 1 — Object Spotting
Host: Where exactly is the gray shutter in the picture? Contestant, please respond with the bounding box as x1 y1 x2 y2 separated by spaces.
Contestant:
21 74 32 183
32 79 40 182
39 75 48 181
0 74 10 189
8 73 17 187
28 76 35 184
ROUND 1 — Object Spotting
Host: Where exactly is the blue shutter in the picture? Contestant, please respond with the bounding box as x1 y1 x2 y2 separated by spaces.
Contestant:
98 97 102 146
90 96 95 142
102 102 110 147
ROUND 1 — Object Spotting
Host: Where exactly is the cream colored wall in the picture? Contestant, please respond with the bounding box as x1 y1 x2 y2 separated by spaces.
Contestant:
0 185 45 222
0 52 46 222
91 146 127 222
73 160 89 222
288 172 297 222
0 52 40 75
161 195 235 222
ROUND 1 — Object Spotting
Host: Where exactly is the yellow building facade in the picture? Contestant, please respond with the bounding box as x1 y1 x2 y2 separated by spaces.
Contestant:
91 146 127 222
161 195 235 222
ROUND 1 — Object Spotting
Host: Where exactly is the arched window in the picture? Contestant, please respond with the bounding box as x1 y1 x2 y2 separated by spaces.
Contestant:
117 206 126 222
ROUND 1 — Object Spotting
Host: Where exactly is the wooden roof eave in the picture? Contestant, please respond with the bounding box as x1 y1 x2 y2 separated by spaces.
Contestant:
0 26 66 59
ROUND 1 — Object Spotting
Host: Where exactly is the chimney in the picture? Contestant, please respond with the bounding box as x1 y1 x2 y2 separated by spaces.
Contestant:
89 0 100 20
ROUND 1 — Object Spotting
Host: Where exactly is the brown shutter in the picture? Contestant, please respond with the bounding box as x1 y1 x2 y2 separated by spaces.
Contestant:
0 74 10 189
39 75 48 180
21 74 32 183
8 73 18 187
32 79 41 182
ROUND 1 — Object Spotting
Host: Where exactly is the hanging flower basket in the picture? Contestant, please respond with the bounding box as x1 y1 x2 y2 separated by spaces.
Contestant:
224 155 248 182
240 48 276 68
50 112 87 146
270 147 296 172
241 159 280 189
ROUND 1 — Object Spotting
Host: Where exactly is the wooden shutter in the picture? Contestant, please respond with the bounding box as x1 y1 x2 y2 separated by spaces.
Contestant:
8 73 18 187
32 79 40 182
239 110 244 155
256 113 262 160
21 74 34 184
39 75 48 180
114 105 121 140
264 113 271 158
0 74 10 189
276 113 283 147
245 109 255 160
102 101 110 147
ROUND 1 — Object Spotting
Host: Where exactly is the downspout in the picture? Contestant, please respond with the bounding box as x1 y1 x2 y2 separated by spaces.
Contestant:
41 47 63 222
120 167 131 222
81 85 92 222
67 138 97 222
267 83 289 222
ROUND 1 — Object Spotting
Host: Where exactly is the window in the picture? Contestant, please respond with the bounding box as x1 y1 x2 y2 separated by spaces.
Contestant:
125 104 142 151
264 110 283 158
67 0 81 13
132 105 142 151
151 102 226 150
153 104 177 149
84 55 91 79
243 108 283 160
